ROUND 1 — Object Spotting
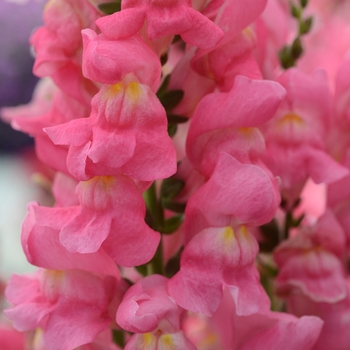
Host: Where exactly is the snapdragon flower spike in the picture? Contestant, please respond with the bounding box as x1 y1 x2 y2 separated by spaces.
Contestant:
5 269 118 350
186 75 286 178
33 176 160 267
45 79 176 182
168 225 269 317
183 152 280 244
117 275 196 350
81 29 161 92
274 210 348 303
96 0 224 50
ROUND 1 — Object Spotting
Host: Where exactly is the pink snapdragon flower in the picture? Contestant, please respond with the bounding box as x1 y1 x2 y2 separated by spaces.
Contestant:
168 225 269 317
191 0 268 90
168 152 280 316
117 275 196 350
81 29 162 92
31 0 100 104
5 269 119 350
29 175 160 267
287 280 350 350
95 0 224 50
274 210 348 303
182 152 280 243
45 79 176 181
205 288 323 350
186 75 286 178
261 68 349 204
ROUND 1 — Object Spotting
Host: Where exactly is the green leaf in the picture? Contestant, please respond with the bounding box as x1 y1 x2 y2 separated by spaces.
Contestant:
159 90 184 111
160 177 185 201
98 1 121 14
162 215 183 234
162 201 186 213
167 114 189 125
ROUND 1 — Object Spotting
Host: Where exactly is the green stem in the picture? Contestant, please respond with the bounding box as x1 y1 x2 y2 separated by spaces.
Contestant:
143 182 164 275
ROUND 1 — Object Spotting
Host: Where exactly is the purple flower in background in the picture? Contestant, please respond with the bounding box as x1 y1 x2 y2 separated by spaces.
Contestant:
0 0 43 150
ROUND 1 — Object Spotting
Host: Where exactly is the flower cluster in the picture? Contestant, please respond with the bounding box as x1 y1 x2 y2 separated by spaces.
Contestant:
2 0 350 349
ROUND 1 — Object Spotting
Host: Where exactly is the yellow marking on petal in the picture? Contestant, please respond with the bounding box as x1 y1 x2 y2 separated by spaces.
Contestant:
223 226 235 243
160 334 174 346
125 82 143 103
98 176 115 189
239 225 249 237
202 332 217 346
278 113 304 126
143 333 156 346
107 82 124 98
242 26 256 42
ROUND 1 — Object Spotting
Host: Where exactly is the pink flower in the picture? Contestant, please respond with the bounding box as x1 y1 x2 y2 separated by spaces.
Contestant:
96 0 224 49
183 152 280 243
5 269 118 350
31 0 100 104
81 29 161 92
168 225 269 317
117 275 196 350
274 210 348 303
45 80 176 182
30 175 160 267
287 281 350 350
186 75 286 178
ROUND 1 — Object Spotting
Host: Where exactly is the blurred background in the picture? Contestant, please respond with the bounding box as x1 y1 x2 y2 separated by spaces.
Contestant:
0 0 45 279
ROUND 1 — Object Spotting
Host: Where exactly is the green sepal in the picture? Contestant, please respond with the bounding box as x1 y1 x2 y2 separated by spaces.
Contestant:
157 75 170 97
299 17 313 35
300 0 308 8
98 1 121 14
279 46 294 69
162 215 183 234
291 37 303 59
112 329 125 347
290 3 301 18
167 124 178 137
